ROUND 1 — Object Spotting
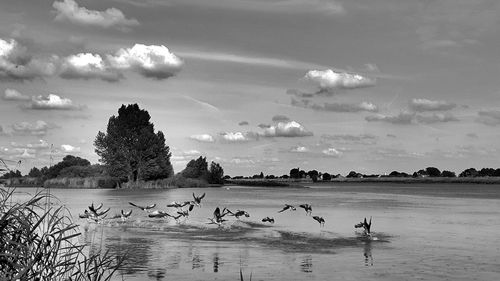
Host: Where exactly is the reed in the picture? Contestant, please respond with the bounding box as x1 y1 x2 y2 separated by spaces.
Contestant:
0 187 126 281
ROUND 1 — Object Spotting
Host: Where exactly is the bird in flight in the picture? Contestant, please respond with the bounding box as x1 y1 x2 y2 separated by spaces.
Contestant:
312 216 325 227
262 217 275 223
225 209 250 219
355 217 372 235
129 202 156 212
148 210 172 218
299 204 312 215
278 204 296 213
193 192 206 206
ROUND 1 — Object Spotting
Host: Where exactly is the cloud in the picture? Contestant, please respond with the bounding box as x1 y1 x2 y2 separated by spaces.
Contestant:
107 44 183 80
238 121 249 126
11 140 50 150
0 38 57 81
372 148 424 159
262 121 313 137
20 149 36 159
304 69 376 91
365 112 415 125
304 100 379 112
189 134 215 143
386 134 397 138
322 148 342 157
415 113 459 124
477 109 500 126
24 94 84 110
271 115 290 122
61 144 81 153
409 98 456 112
60 53 122 82
11 120 57 136
220 132 259 142
53 0 139 31
258 123 271 129
2 89 30 101
321 134 377 145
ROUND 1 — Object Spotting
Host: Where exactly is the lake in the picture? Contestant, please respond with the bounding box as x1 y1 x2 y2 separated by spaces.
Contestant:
10 183 500 281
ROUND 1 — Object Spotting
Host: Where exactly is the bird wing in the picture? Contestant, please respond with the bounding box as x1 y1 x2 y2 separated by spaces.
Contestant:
278 207 287 213
200 193 206 200
97 208 110 216
121 210 132 217
146 204 156 209
299 204 306 209
214 207 221 218
95 203 103 211
129 202 143 209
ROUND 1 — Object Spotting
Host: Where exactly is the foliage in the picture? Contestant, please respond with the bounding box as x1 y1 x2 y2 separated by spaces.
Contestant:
441 170 456 177
28 167 43 178
289 168 300 179
58 164 106 178
208 161 224 184
94 104 173 182
46 155 91 179
322 173 332 181
0 169 22 179
182 156 208 179
425 167 441 177
307 170 319 182
459 168 478 177
0 188 126 280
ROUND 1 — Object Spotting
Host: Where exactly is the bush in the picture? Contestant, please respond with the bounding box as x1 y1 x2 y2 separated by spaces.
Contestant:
0 188 126 280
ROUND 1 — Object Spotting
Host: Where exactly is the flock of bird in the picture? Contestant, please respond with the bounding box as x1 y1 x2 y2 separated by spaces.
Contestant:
78 192 374 236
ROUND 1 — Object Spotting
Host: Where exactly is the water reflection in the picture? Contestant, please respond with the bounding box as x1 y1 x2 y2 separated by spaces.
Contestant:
213 252 221 272
300 255 313 273
147 268 166 281
363 240 374 266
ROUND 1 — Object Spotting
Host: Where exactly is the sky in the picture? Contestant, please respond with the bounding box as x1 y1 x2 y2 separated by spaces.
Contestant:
1 0 500 176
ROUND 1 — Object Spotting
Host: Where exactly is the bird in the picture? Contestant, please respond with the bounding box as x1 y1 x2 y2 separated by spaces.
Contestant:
278 204 296 213
129 202 156 212
193 192 206 206
79 210 90 219
225 209 250 219
89 202 103 212
355 217 372 235
299 204 312 215
312 216 325 227
262 217 275 223
177 210 189 218
120 209 132 221
148 210 172 218
167 201 188 208
207 207 228 226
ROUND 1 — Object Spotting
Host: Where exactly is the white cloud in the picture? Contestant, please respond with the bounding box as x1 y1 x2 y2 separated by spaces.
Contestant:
60 52 122 82
26 94 83 110
20 149 36 159
477 109 500 126
304 69 376 91
107 44 183 79
365 112 415 125
409 98 456 112
2 89 30 101
305 101 379 112
322 148 342 157
53 0 139 31
190 134 215 143
11 120 56 136
220 132 258 142
262 121 313 137
0 38 57 81
416 113 459 124
321 134 377 145
61 144 81 152
11 140 50 150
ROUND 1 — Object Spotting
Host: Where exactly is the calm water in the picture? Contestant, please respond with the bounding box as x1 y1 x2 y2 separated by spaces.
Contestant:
10 184 500 281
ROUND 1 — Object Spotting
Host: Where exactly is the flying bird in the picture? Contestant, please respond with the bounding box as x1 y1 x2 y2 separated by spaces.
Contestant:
355 217 372 235
312 216 325 227
148 210 172 218
262 217 275 223
207 207 228 226
226 209 250 219
278 204 296 213
299 204 312 215
129 202 156 212
193 192 206 206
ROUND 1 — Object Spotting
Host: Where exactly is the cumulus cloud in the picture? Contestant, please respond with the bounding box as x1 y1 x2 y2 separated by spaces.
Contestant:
271 115 291 122
295 99 378 112
304 69 376 91
52 0 139 31
24 94 83 110
0 38 57 81
61 144 81 152
238 121 249 126
3 89 30 101
262 121 313 137
60 53 122 82
322 148 342 157
220 132 259 142
11 120 57 136
416 113 459 124
409 98 456 112
107 44 183 80
477 110 500 126
321 134 377 145
365 112 415 125
11 139 50 150
189 134 215 143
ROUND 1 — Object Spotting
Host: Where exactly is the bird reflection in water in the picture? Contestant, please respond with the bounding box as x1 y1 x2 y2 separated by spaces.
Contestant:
192 253 204 270
213 253 221 273
147 268 166 281
363 240 374 266
300 255 313 273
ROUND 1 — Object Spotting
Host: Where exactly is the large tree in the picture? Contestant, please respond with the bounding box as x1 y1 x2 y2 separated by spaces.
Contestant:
94 104 173 182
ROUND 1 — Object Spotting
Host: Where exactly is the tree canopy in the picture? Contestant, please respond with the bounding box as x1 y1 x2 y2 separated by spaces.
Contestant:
94 104 173 182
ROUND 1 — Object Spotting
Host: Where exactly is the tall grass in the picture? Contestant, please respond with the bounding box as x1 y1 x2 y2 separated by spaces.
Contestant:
0 187 126 281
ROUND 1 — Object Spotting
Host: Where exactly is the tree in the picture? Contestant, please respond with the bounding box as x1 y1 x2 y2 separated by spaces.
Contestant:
207 161 224 184
94 104 173 182
46 155 91 179
307 170 319 182
0 170 22 179
28 167 43 178
322 172 332 181
425 167 441 177
290 168 300 179
478 168 495 177
441 170 456 177
459 168 478 178
182 156 208 179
